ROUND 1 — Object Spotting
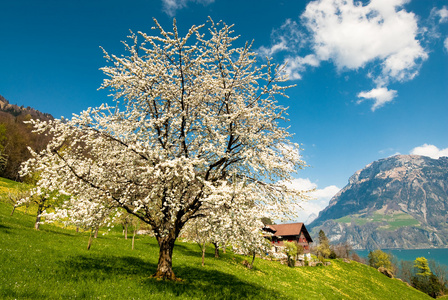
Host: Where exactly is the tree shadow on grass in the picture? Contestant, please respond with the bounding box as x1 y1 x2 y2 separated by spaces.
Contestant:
164 265 282 299
0 222 10 234
173 243 206 258
0 287 47 300
40 227 78 237
59 255 155 279
59 254 289 299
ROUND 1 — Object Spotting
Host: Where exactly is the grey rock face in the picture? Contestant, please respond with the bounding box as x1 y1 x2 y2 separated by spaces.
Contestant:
309 155 448 250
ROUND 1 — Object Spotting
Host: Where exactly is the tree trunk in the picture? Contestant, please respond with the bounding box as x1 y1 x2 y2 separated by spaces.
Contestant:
87 230 93 250
152 235 177 280
124 223 128 240
132 228 136 250
213 242 219 258
34 214 40 230
34 204 44 230
10 205 16 216
202 242 206 267
94 226 99 238
249 251 256 269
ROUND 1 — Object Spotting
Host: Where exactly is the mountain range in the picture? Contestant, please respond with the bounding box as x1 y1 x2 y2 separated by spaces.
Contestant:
308 154 448 250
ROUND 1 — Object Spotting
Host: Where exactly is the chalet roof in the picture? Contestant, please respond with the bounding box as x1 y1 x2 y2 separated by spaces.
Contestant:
266 222 313 243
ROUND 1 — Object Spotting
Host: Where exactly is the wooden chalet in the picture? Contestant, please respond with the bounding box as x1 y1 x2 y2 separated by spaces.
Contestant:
264 222 313 255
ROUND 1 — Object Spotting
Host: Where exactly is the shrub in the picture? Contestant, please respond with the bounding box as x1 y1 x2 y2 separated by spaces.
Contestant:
283 242 298 268
368 250 392 270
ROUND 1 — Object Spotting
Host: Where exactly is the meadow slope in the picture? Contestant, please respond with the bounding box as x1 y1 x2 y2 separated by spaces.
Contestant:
0 178 431 299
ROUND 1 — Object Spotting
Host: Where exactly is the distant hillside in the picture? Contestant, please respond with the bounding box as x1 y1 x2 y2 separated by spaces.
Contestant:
0 94 53 181
309 155 448 250
0 95 52 120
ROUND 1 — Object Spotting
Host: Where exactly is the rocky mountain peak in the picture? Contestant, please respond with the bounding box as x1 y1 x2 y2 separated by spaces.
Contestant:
309 154 448 250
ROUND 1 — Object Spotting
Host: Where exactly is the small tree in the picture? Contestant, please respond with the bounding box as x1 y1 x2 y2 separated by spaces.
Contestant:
7 188 29 216
16 187 64 230
119 212 142 249
318 229 328 244
414 257 431 277
333 242 352 259
412 257 445 298
368 250 392 270
261 217 274 226
283 242 297 267
428 259 448 295
182 187 269 268
131 217 141 250
119 212 135 240
41 196 119 249
182 217 211 267
397 260 414 284
296 242 304 259
350 252 365 264
316 230 331 259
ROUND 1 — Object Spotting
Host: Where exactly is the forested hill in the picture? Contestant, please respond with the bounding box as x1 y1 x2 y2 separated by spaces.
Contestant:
0 94 53 181
0 95 53 120
309 155 448 250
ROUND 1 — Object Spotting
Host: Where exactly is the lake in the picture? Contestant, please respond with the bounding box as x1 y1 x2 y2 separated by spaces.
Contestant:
355 248 448 267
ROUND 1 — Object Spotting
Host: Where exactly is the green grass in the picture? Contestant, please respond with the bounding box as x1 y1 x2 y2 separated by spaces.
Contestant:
0 180 431 299
373 212 420 231
335 216 352 223
0 177 23 195
336 212 420 231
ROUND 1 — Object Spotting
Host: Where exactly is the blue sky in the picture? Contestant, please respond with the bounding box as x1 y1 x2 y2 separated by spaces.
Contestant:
1 0 447 220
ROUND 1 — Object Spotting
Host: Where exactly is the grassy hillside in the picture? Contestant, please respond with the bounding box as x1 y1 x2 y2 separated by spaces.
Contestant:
335 211 421 231
0 178 431 299
0 176 23 194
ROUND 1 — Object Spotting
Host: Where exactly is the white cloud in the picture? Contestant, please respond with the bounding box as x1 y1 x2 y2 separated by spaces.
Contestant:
161 0 214 16
410 144 448 159
283 54 320 80
444 37 448 52
301 0 427 83
357 87 398 111
261 0 429 111
258 40 288 57
285 178 340 221
437 7 448 23
258 19 306 57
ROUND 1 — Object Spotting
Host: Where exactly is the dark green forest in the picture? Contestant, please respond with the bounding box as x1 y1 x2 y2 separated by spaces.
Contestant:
0 95 53 181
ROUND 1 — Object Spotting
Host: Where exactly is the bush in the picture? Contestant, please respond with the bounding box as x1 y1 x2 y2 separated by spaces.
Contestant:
283 242 298 268
329 249 337 259
411 257 447 298
368 250 392 270
288 258 296 268
411 274 445 298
